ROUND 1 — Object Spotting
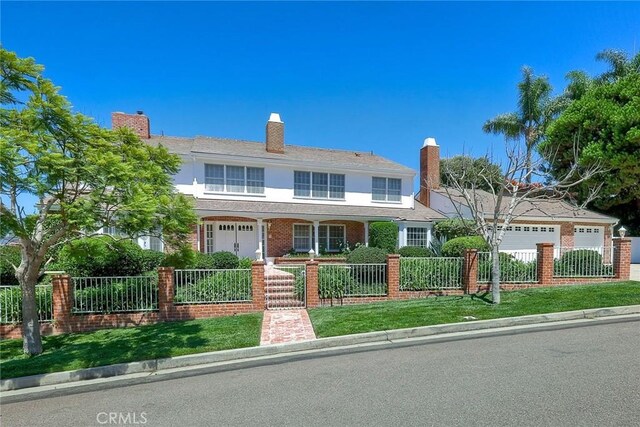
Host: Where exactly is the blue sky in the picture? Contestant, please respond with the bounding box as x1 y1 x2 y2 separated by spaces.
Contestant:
2 1 640 210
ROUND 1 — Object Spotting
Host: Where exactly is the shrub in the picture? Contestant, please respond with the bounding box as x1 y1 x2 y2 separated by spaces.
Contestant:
318 266 354 299
174 270 251 303
369 222 398 253
208 251 239 269
161 246 197 269
400 258 462 290
238 257 253 269
73 277 158 312
346 246 388 264
398 246 433 258
140 250 165 272
434 219 478 240
0 245 21 286
58 237 147 277
555 249 611 277
0 285 53 323
441 236 490 257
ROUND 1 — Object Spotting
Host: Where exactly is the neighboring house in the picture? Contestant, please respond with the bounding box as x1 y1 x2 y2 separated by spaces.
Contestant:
111 111 617 259
111 112 443 259
417 139 618 254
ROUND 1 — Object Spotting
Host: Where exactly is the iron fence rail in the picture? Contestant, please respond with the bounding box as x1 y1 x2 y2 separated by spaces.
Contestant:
553 247 615 277
477 251 538 283
72 276 158 313
399 257 463 290
173 269 252 304
318 264 387 297
0 285 53 324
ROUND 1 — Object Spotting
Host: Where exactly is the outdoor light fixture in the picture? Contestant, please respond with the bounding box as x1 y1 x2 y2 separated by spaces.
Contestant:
618 226 627 238
308 249 315 261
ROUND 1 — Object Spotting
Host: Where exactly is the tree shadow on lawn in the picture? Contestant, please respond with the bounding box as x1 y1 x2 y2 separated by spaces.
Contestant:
0 320 209 380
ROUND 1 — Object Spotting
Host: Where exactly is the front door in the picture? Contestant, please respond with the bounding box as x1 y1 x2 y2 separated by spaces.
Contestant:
214 222 257 258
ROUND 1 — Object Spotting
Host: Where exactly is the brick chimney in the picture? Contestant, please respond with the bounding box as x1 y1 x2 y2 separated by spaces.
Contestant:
418 137 440 207
266 113 284 154
111 111 150 139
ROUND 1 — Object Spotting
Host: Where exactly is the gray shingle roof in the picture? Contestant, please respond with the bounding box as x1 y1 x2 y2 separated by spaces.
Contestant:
432 188 617 222
146 135 415 174
193 198 444 222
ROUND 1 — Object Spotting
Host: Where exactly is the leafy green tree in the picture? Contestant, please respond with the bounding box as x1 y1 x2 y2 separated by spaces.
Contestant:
483 66 566 183
440 155 503 192
543 72 640 234
0 49 196 354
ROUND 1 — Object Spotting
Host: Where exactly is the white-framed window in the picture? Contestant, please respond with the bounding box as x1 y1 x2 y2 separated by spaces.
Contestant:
372 177 401 202
204 164 264 194
407 227 429 248
292 224 346 253
294 171 345 199
205 223 215 253
149 236 163 252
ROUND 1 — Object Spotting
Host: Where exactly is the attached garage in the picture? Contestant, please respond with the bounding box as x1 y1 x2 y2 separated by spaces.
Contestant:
499 224 560 251
573 226 604 248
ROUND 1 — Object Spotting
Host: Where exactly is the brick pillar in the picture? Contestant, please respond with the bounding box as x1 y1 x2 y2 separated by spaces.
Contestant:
537 243 554 285
387 254 400 299
463 249 478 294
158 267 174 320
613 238 631 280
52 274 72 332
305 261 320 308
251 261 265 310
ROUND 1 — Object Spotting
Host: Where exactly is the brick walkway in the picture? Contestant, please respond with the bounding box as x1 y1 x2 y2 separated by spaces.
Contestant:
260 309 316 345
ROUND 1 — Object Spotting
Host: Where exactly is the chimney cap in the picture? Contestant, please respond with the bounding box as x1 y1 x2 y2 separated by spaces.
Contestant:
136 110 144 115
268 113 282 123
423 137 438 147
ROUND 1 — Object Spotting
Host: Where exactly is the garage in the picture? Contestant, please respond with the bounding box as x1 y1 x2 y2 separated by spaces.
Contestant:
499 224 560 251
573 226 604 248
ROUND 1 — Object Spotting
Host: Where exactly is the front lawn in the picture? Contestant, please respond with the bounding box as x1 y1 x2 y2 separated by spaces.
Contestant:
0 313 262 380
309 281 640 338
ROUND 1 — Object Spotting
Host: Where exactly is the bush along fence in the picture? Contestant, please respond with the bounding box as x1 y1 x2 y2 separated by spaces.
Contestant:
0 239 632 339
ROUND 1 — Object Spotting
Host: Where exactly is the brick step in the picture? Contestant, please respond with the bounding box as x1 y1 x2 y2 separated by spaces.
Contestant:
266 299 305 309
265 279 296 286
265 286 296 293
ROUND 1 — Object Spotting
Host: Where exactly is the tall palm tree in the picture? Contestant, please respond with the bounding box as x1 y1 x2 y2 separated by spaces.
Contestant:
483 66 565 183
595 49 640 82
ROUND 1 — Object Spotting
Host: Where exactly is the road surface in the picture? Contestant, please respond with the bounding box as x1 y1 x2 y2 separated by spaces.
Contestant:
3 319 640 426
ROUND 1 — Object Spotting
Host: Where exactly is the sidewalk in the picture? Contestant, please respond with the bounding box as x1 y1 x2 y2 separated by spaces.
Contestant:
260 310 316 345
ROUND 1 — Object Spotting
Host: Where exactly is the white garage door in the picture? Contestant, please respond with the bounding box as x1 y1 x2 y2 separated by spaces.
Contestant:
574 226 604 248
500 224 560 251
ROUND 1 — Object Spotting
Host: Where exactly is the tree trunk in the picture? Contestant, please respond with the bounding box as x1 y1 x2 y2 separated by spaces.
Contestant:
525 149 532 184
491 245 501 304
17 259 44 355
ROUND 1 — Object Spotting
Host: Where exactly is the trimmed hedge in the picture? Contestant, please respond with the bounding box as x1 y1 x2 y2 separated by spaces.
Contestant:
441 236 490 257
174 270 252 303
554 249 613 277
369 222 398 253
58 237 149 277
398 246 433 258
346 246 388 264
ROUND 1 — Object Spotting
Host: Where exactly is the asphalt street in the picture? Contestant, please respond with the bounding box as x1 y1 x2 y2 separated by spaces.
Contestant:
2 319 640 427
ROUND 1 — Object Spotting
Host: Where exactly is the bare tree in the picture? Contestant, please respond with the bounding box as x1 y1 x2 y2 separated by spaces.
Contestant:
440 139 603 304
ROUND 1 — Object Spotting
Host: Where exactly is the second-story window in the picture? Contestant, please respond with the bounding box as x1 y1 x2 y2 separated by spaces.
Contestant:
372 177 401 202
294 171 345 199
205 164 264 194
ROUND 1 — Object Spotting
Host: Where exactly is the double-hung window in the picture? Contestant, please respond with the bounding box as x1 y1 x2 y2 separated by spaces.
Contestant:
294 171 345 199
407 227 429 248
293 224 346 253
372 177 401 202
205 164 264 194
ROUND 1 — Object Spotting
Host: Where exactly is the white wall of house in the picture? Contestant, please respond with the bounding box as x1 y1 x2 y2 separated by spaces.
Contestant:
173 155 416 209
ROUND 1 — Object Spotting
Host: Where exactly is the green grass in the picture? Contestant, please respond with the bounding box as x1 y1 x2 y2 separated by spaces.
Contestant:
309 281 640 338
0 313 262 380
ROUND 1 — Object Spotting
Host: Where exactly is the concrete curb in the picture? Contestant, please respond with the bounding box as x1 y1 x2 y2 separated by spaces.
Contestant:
3 305 640 392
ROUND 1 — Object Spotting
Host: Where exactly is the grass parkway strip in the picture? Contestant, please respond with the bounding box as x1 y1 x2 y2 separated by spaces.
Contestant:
1 281 639 380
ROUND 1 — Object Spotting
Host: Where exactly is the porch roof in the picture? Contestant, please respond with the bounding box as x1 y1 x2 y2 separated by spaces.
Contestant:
193 198 444 222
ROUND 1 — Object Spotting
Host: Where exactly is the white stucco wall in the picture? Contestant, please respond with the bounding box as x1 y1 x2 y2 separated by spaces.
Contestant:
173 156 415 209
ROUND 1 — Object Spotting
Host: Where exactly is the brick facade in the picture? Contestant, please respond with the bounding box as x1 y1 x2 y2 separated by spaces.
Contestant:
418 142 439 207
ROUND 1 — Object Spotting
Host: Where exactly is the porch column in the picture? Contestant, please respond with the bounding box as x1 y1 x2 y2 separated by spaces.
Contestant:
364 221 370 246
313 220 320 255
257 218 264 260
398 222 407 248
196 219 201 253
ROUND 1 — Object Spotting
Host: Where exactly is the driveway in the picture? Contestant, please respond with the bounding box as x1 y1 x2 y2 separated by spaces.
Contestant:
631 264 640 281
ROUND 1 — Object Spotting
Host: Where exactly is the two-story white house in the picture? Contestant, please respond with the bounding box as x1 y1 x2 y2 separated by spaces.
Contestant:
112 111 444 259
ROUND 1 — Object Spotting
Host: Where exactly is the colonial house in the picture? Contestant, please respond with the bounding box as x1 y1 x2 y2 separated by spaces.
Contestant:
111 111 618 260
111 112 444 259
